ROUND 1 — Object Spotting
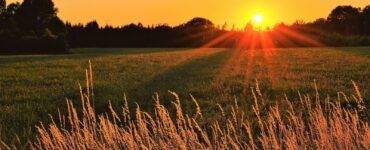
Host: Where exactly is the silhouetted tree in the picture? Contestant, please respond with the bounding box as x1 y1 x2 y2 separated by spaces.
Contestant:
244 22 253 31
221 22 228 31
49 16 66 35
362 5 370 35
1 3 369 53
85 20 99 31
0 0 6 28
0 0 5 15
3 2 20 18
0 2 21 39
0 0 66 53
327 5 361 35
185 17 214 29
312 18 326 26
18 0 57 33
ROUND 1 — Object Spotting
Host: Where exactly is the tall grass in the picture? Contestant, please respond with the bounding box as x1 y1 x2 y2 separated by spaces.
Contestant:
3 62 370 150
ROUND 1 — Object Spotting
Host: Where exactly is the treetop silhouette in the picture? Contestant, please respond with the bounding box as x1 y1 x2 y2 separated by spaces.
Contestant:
0 1 369 54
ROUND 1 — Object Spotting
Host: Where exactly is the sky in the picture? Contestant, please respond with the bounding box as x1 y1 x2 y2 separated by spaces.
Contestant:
7 0 370 28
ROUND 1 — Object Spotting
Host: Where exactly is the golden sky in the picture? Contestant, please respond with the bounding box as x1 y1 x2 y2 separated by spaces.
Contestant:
7 0 370 28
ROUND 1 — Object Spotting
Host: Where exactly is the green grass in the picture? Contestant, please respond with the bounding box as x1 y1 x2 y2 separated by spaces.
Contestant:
0 47 369 145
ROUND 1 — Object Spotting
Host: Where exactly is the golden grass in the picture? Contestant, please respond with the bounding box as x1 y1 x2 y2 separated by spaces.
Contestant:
1 61 369 150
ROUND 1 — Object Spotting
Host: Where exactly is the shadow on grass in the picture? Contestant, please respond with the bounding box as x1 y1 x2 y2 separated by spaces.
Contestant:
120 50 232 113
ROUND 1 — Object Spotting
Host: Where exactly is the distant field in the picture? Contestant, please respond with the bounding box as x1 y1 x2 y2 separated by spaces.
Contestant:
0 47 369 144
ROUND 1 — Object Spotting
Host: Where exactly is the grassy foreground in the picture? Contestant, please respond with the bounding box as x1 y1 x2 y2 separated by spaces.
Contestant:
0 47 369 145
6 67 369 149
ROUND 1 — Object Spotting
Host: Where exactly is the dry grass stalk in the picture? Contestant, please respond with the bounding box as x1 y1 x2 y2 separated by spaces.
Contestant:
4 62 368 150
30 87 369 149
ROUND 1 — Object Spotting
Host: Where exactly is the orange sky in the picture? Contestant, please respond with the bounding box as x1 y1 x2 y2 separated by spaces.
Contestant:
7 0 370 28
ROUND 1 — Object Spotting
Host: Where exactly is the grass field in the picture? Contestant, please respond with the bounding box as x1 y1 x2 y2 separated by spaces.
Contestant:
0 47 369 145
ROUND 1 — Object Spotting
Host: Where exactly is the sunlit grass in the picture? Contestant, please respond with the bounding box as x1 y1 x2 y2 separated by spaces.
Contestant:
21 66 370 149
0 47 369 146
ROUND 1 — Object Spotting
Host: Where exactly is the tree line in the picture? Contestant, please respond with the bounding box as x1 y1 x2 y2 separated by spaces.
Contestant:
0 0 369 53
0 0 67 53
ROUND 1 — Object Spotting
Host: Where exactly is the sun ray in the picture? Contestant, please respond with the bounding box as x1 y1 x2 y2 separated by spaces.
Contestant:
275 26 324 47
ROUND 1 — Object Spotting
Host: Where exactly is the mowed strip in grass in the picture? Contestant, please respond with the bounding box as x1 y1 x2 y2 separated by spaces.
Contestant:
0 47 369 144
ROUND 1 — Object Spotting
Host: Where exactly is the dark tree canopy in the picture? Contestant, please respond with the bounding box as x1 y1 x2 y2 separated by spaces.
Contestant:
185 17 214 29
19 0 57 18
0 0 5 14
364 6 370 17
0 0 66 53
85 21 100 31
49 16 66 34
363 6 370 35
4 2 20 17
328 6 361 22
18 0 57 31
327 5 361 34
0 3 370 53
0 0 5 23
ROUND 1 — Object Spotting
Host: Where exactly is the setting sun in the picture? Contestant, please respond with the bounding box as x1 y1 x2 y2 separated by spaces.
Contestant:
251 14 269 30
253 14 264 24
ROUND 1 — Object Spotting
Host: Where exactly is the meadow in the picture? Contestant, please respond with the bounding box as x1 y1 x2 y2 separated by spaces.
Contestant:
0 47 369 146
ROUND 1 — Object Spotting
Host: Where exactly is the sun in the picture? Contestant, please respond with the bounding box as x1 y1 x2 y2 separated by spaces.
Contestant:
253 14 264 24
250 14 270 30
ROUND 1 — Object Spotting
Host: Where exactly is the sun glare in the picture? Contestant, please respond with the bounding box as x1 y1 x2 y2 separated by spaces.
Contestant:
254 14 264 24
252 14 267 30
